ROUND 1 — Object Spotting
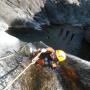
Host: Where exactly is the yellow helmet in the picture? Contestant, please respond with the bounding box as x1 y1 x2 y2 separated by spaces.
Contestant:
56 50 66 62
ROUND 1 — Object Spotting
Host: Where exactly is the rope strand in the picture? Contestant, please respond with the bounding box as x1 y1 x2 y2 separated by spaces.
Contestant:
4 52 41 90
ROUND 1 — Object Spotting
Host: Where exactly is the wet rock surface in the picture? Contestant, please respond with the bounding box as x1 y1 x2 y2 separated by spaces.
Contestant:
0 42 90 90
0 0 90 30
0 0 90 54
0 0 90 56
0 32 21 56
0 0 90 90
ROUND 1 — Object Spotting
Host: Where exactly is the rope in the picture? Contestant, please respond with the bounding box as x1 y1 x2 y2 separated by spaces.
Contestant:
4 52 41 90
0 54 14 61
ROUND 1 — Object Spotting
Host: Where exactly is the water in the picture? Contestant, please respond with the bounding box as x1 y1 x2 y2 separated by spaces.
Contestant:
7 25 90 60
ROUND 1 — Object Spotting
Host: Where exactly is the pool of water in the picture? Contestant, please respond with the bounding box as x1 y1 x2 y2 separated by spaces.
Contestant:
7 25 90 60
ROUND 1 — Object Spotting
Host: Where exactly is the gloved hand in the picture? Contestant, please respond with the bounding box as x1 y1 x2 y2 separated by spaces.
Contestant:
40 47 54 53
40 48 47 53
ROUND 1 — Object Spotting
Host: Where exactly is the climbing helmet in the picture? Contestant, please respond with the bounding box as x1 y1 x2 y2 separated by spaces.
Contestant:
56 50 66 62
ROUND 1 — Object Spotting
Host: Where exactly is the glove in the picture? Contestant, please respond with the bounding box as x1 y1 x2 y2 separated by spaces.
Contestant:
41 48 47 53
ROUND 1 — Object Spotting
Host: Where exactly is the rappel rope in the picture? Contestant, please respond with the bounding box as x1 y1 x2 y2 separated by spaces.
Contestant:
4 52 42 90
0 54 14 61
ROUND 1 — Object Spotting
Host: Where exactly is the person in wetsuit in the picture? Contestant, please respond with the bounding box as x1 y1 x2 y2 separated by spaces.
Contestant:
34 47 88 90
36 47 66 68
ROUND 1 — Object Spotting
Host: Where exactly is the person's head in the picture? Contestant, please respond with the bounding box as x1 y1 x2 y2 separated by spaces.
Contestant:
50 50 66 62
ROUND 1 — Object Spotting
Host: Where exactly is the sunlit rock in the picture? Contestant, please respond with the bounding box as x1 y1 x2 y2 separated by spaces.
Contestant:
0 0 90 30
0 20 8 31
0 32 21 56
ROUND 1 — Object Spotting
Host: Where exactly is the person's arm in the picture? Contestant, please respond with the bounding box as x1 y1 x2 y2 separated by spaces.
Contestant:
46 47 55 52
40 47 55 53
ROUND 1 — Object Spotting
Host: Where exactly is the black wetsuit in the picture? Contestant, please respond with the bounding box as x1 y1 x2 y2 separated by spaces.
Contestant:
39 51 59 69
39 52 53 67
